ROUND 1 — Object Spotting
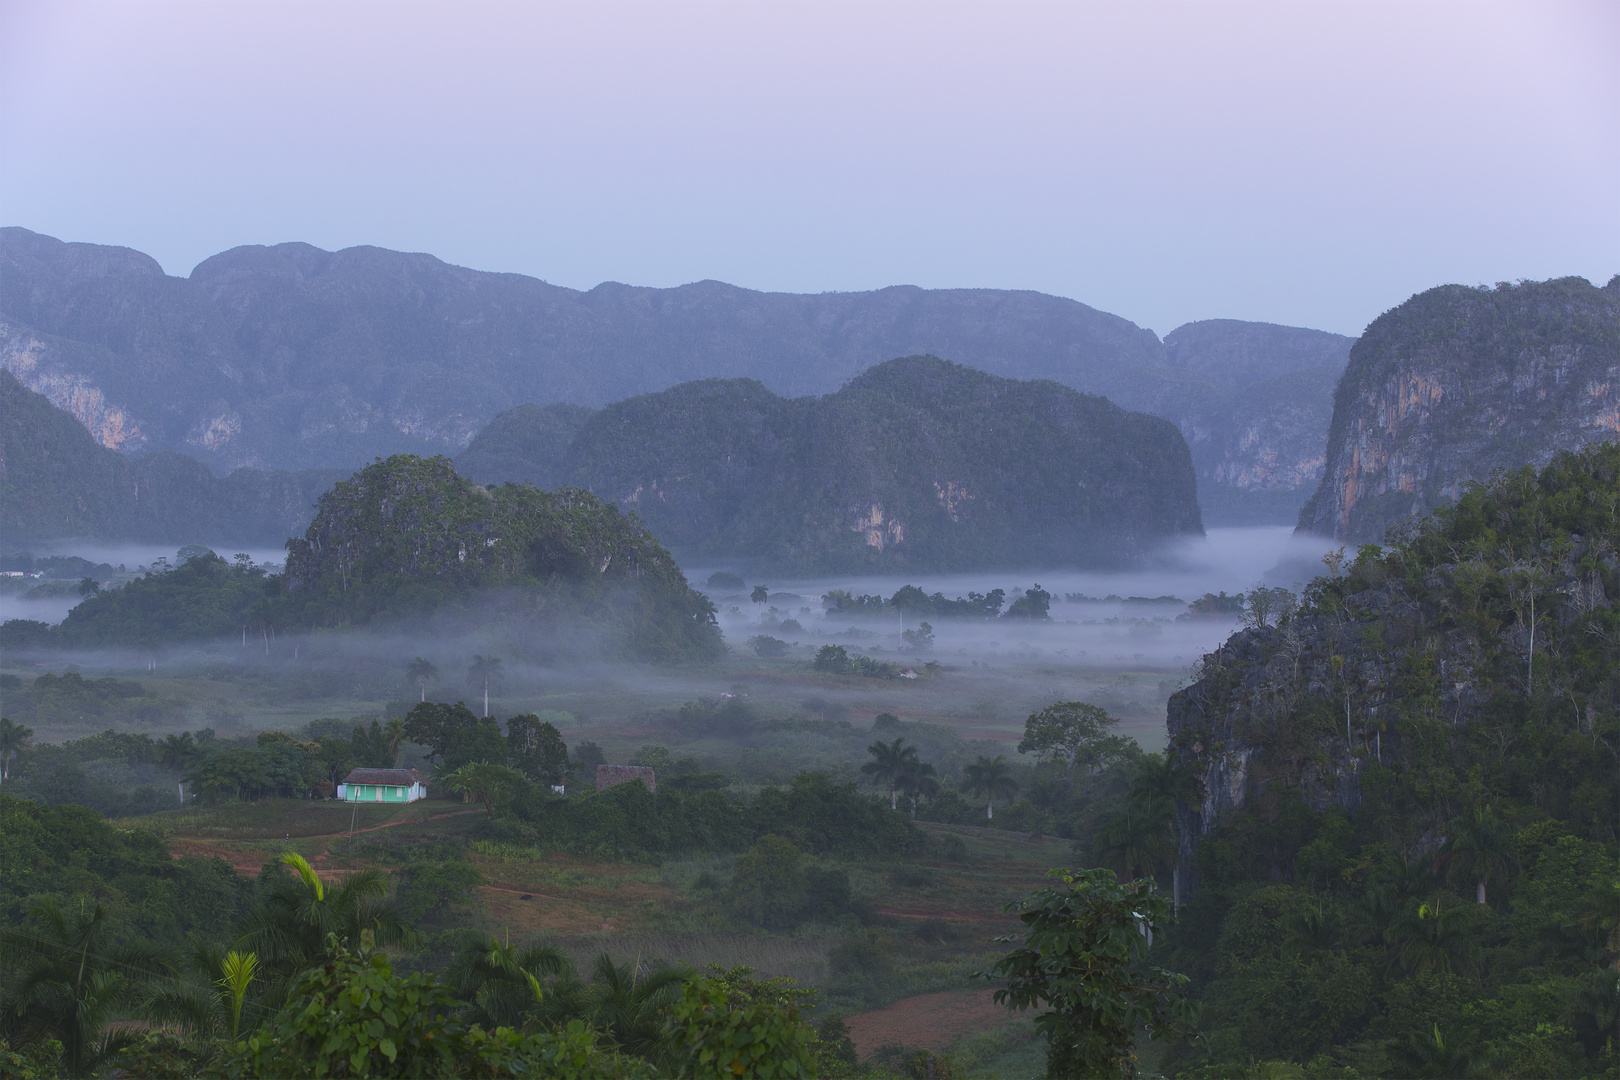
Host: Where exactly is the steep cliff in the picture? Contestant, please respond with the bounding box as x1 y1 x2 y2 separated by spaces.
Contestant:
462 356 1203 573
1168 443 1620 895
1160 320 1350 524
1297 275 1620 541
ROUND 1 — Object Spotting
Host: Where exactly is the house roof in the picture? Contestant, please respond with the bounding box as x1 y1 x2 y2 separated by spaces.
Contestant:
343 768 428 786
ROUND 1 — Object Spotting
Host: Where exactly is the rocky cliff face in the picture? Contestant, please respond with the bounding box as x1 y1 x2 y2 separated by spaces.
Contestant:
1297 276 1620 541
1160 320 1351 525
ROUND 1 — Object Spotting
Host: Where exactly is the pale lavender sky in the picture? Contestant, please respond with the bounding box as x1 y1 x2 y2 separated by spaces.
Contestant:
1 0 1615 336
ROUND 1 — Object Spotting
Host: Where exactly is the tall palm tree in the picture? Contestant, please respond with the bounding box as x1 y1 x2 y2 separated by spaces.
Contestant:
235 853 421 982
861 737 915 811
405 657 439 703
0 898 171 1077
896 757 939 819
0 717 33 784
445 932 572 1029
572 952 689 1060
466 655 503 718
1096 802 1175 884
383 717 407 765
1441 808 1517 905
961 755 1019 820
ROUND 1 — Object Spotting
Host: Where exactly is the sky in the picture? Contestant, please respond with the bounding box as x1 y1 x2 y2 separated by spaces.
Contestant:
1 0 1615 337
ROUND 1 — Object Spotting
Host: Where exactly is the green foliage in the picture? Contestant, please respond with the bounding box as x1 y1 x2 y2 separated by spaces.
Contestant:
981 867 1196 1079
666 975 819 1079
505 714 569 784
54 552 276 648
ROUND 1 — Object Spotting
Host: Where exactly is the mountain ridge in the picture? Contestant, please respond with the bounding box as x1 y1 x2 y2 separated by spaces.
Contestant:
2 226 1346 524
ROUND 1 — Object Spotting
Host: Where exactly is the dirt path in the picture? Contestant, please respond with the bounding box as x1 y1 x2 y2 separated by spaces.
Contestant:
844 989 1011 1059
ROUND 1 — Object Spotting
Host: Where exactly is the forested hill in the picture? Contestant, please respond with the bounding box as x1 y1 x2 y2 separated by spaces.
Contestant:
1156 442 1620 1073
47 455 722 662
1297 274 1620 541
3 227 1347 523
461 356 1203 573
0 370 342 544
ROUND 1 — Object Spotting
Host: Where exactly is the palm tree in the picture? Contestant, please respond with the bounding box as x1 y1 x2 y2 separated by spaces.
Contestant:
76 576 100 600
0 898 171 1077
148 938 263 1043
961 755 1019 820
1282 901 1347 958
572 952 689 1060
0 717 32 784
383 717 407 765
1389 900 1481 977
1096 801 1175 884
405 657 439 703
235 853 421 982
466 655 503 718
1387 1024 1475 1080
445 932 572 1029
1441 808 1517 904
896 757 939 819
861 737 915 810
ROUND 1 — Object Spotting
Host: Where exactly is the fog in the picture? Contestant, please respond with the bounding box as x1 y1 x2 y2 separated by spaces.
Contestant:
3 527 1343 761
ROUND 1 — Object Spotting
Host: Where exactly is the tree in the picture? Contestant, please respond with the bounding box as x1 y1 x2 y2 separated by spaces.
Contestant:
1390 901 1481 977
861 737 916 810
0 897 172 1077
466 655 503 718
445 932 571 1029
896 756 939 819
1243 585 1297 629
751 585 769 608
961 754 1018 820
979 868 1196 1078
405 656 439 703
235 853 421 981
402 701 479 765
76 577 100 600
445 761 526 817
900 621 934 652
1506 560 1553 690
0 716 32 783
666 975 818 1079
383 717 407 765
506 715 570 785
1128 754 1202 906
1095 804 1174 884
1017 702 1133 784
1441 808 1517 904
728 835 810 929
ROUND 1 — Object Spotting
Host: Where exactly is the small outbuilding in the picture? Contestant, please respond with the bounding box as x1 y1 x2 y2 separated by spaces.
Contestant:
337 767 429 803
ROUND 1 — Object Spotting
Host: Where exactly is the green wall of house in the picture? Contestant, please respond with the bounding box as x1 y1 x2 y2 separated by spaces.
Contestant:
351 784 412 802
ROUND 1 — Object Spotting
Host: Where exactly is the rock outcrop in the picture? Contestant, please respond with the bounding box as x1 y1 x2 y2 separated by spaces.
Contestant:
1297 276 1620 541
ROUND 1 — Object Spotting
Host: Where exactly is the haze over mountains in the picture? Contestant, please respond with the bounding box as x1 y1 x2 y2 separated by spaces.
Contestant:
0 227 1346 526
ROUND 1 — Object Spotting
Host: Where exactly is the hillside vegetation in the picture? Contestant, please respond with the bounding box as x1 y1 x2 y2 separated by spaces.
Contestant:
1155 442 1620 1074
0 371 340 544
460 356 1204 573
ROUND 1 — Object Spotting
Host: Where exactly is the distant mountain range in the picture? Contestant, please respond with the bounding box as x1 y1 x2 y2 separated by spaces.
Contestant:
461 356 1203 573
1298 275 1620 540
0 227 1348 525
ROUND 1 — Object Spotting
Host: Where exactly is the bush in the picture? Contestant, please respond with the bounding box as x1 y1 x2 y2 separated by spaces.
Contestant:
665 976 818 1079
